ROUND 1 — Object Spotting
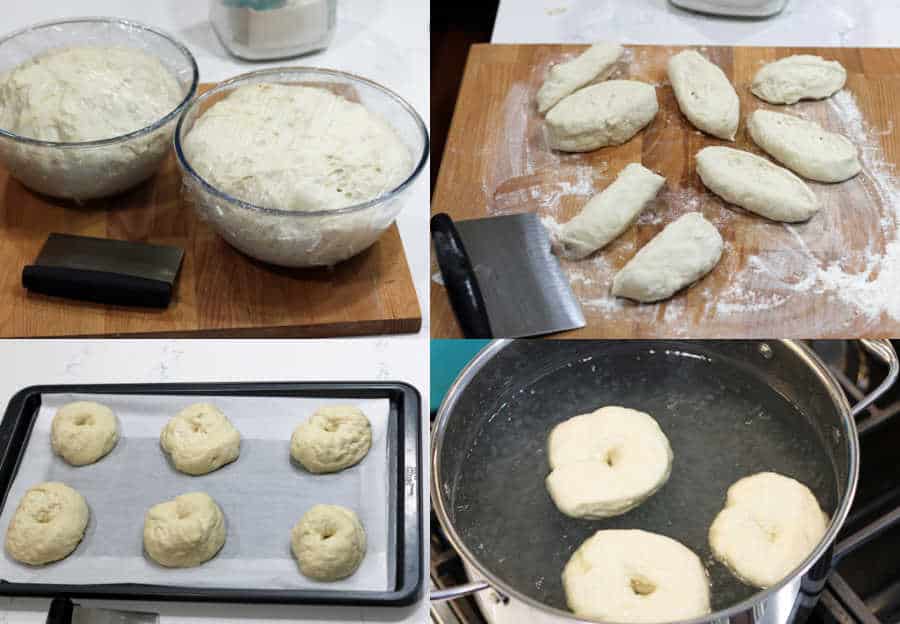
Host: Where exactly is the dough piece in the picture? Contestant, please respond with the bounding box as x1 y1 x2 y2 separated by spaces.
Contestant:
143 492 226 568
696 146 818 222
751 55 847 105
291 405 372 474
563 529 711 623
612 212 723 303
553 163 665 260
536 42 624 114
667 50 740 141
160 403 240 475
709 472 829 588
51 401 119 466
747 109 860 183
546 407 673 519
291 504 366 581
545 80 658 152
5 482 89 565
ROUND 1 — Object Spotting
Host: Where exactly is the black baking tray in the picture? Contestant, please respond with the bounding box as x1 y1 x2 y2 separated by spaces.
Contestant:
0 382 423 606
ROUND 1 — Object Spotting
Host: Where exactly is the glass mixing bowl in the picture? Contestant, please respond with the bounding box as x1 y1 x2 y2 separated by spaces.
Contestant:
174 67 429 268
0 17 199 201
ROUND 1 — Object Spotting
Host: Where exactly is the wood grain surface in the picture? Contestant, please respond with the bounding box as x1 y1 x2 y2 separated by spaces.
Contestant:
0 85 421 338
431 44 900 338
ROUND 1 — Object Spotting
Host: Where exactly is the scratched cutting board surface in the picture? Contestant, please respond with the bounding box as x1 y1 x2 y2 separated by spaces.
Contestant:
431 44 900 338
0 84 420 338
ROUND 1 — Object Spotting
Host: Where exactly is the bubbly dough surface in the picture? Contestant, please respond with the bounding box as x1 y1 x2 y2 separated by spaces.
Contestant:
546 406 673 519
183 83 412 212
536 42 624 114
291 405 372 474
291 504 366 581
667 50 740 141
709 472 829 588
51 401 119 466
160 403 241 475
143 492 226 568
564 529 711 623
5 482 89 565
751 55 846 105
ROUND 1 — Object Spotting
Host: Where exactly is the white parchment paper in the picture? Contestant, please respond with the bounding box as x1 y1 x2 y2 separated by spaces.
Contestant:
0 392 392 591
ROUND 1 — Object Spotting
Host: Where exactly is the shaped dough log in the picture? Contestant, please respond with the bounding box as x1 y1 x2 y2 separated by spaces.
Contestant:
612 212 723 303
668 50 740 140
553 163 665 259
696 146 818 222
545 80 658 152
751 55 846 105
536 42 624 114
747 109 860 183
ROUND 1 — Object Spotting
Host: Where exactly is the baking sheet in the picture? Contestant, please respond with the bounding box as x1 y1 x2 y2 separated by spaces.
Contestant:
0 393 391 591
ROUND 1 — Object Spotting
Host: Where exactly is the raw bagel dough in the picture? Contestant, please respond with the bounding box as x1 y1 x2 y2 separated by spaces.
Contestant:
667 50 740 141
51 401 119 466
747 109 860 183
612 212 723 303
751 55 847 105
160 403 240 475
709 472 829 588
545 80 658 152
291 504 366 581
546 407 673 519
696 146 818 222
563 529 711 623
553 163 665 260
143 492 226 568
5 482 89 565
536 42 624 114
291 405 372 474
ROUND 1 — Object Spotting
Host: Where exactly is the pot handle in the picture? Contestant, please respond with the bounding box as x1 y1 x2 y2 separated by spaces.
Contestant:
431 580 492 602
851 339 899 418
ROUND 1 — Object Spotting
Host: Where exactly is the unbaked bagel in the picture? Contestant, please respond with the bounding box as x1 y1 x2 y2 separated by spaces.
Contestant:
143 492 226 568
291 504 366 581
5 482 89 565
51 401 119 466
160 403 241 475
290 405 372 474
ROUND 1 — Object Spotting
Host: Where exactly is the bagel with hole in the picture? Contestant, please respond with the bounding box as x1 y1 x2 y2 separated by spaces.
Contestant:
291 504 366 581
290 405 372 474
51 401 119 466
143 492 226 567
5 482 89 565
160 403 240 475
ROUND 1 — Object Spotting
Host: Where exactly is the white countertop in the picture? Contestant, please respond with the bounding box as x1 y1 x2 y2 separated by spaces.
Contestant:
0 338 427 624
493 0 900 47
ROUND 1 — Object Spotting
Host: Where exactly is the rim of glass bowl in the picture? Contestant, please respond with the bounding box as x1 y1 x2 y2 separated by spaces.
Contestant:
174 67 430 219
0 17 200 148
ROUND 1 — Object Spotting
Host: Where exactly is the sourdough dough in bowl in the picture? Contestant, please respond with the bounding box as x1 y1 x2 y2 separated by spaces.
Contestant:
50 401 119 466
563 529 711 623
160 403 241 475
545 406 673 519
291 405 372 473
709 471 829 588
143 492 226 568
5 482 89 565
291 504 367 581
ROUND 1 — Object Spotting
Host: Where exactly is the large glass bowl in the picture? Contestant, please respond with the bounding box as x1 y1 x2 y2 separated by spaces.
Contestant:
174 67 429 268
0 17 199 201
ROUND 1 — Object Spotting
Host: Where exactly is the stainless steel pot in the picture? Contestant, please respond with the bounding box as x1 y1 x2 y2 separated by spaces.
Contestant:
431 340 898 624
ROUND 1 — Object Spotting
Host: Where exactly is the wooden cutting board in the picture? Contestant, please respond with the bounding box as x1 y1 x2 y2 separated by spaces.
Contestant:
432 45 900 338
0 85 420 338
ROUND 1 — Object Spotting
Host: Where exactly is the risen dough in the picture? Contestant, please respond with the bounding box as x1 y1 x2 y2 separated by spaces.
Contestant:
160 403 241 475
143 492 226 568
709 472 829 588
546 407 673 519
751 55 846 105
545 80 658 152
563 529 711 623
5 482 89 565
51 401 119 466
667 50 740 141
536 42 624 114
291 405 372 474
291 504 366 581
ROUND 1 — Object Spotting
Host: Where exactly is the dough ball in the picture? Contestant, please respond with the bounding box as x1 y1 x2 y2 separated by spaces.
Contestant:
160 403 241 475
143 492 226 568
563 529 710 623
291 504 366 581
5 482 89 565
546 406 673 519
290 405 372 474
709 471 829 588
50 401 119 466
